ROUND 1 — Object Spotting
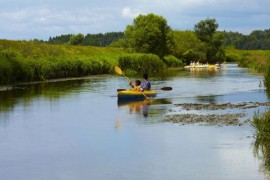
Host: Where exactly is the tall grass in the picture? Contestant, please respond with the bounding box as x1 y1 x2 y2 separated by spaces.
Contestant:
251 110 270 173
225 47 270 72
0 40 125 84
264 63 270 91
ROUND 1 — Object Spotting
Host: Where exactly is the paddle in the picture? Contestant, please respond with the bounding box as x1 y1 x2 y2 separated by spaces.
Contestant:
117 86 172 92
114 66 132 83
114 66 150 100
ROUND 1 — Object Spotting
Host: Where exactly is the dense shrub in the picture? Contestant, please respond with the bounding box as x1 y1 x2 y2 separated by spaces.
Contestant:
0 58 13 84
225 54 240 62
163 55 183 67
118 53 166 73
27 57 112 80
0 49 34 83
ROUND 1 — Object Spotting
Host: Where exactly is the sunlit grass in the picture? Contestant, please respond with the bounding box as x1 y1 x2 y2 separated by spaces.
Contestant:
225 47 270 72
0 40 125 84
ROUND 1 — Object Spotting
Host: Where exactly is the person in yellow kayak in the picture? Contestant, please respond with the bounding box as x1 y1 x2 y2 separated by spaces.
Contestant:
141 73 151 90
129 80 142 91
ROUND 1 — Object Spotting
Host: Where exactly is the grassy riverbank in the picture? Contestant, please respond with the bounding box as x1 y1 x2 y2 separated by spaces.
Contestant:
225 47 270 72
1 40 269 86
226 47 270 91
0 40 126 85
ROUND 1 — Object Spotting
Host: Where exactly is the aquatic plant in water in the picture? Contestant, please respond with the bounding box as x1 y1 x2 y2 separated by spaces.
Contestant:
251 110 270 175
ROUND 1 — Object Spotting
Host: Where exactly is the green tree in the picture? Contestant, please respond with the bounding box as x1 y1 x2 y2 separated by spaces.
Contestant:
194 18 218 43
194 18 225 63
69 33 85 45
172 30 206 64
48 34 72 44
124 13 174 57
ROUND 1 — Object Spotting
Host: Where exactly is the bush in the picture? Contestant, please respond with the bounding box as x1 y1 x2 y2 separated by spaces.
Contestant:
118 53 166 73
225 54 240 62
163 55 183 67
29 57 112 80
0 59 13 84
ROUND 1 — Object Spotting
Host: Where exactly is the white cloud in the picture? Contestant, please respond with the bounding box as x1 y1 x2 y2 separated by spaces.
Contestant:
0 0 269 39
0 6 119 39
122 7 142 18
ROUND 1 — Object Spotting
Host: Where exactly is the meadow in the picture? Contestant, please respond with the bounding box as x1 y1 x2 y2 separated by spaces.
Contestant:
0 40 125 84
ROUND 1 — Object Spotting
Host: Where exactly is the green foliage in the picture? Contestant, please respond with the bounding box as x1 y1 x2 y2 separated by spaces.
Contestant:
124 13 174 57
109 38 127 48
0 40 125 85
251 110 270 172
118 53 166 73
48 32 124 47
48 34 72 44
223 31 243 49
82 32 124 46
194 18 218 43
223 29 270 50
172 30 206 64
0 49 34 83
163 55 183 67
264 63 270 90
194 18 225 63
0 55 13 84
225 47 270 72
225 54 240 62
183 50 206 63
69 33 85 45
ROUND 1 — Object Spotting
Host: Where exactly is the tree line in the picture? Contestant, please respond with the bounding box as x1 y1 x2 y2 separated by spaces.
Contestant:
46 27 270 51
43 15 269 67
48 32 124 46
223 29 270 50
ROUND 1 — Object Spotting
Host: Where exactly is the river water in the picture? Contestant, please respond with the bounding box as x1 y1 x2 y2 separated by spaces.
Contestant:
0 64 269 180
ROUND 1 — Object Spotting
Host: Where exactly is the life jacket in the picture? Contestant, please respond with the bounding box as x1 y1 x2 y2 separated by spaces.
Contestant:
133 85 141 91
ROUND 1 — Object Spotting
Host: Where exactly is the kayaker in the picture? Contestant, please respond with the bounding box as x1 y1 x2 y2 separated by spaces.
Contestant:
129 80 141 91
141 73 151 90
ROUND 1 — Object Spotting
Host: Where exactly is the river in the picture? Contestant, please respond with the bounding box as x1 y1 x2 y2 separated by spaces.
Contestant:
0 64 269 180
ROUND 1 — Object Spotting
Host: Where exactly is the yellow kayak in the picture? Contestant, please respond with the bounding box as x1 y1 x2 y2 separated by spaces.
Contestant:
117 89 157 100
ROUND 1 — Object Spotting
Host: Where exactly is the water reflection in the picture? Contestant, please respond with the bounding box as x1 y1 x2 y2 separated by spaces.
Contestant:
0 80 89 113
196 95 218 104
0 64 268 180
118 99 151 117
117 98 172 118
266 89 270 99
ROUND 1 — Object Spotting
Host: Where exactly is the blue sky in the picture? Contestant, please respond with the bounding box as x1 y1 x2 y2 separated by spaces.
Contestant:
1 0 269 40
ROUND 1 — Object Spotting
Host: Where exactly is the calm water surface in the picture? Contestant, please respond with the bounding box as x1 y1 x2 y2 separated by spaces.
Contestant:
0 64 269 180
